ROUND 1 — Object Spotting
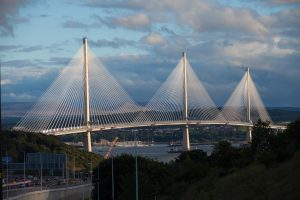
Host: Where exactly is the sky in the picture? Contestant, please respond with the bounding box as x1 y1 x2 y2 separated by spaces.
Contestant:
1 0 300 107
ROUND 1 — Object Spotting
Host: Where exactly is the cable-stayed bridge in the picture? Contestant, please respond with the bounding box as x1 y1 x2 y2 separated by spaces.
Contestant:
13 38 286 152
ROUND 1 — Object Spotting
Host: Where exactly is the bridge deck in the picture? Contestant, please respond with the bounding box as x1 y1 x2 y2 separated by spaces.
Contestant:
31 120 287 136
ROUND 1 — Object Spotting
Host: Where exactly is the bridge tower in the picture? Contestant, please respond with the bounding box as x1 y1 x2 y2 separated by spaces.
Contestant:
182 52 190 151
246 67 252 143
83 37 92 152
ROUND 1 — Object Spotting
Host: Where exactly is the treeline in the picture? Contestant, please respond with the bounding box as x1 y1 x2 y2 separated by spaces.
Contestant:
92 119 300 200
1 131 101 171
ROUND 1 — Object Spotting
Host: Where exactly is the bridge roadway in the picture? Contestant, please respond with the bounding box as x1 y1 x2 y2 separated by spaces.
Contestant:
40 120 287 136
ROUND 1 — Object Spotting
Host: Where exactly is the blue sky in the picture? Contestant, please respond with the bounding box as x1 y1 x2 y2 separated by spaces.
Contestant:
1 0 300 107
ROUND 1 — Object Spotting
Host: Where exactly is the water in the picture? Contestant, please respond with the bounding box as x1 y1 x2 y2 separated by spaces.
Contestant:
93 144 214 163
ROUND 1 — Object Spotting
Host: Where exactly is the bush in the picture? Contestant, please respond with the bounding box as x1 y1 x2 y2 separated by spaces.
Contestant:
257 151 277 168
93 155 171 200
251 119 273 152
252 119 300 162
211 141 237 169
175 149 208 163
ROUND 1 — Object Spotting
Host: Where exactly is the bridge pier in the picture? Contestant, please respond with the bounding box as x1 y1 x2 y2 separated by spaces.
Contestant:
182 51 190 151
183 125 190 151
83 130 92 152
83 37 92 152
247 127 252 143
246 67 252 144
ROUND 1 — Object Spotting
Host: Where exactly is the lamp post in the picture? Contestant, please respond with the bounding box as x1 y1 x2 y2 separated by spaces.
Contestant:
112 153 115 200
23 152 26 193
73 157 75 179
134 130 139 200
97 164 100 200
66 154 68 188
6 150 9 199
40 153 43 191
89 158 93 200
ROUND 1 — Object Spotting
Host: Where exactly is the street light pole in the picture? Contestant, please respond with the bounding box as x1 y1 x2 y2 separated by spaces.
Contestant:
40 153 43 191
134 131 139 200
97 165 100 200
66 154 68 188
89 157 92 200
62 163 64 184
23 152 26 193
90 159 93 183
112 154 115 200
6 150 9 199
73 157 75 179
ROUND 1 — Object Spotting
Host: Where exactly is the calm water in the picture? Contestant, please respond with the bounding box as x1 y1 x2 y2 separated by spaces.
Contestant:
93 144 214 162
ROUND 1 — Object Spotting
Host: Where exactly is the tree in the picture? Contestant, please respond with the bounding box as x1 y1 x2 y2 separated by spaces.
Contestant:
211 141 237 169
175 149 208 164
93 155 171 200
251 119 273 152
252 119 300 163
173 150 209 182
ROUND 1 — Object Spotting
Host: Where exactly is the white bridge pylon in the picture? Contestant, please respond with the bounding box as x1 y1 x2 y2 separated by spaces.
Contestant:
13 38 283 152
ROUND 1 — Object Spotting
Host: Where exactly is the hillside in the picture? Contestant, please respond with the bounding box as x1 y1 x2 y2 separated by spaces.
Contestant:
1 130 102 171
166 151 300 200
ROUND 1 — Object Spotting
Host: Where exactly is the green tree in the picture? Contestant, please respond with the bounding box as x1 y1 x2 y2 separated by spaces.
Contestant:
175 149 208 164
251 119 273 152
211 141 237 169
93 155 171 200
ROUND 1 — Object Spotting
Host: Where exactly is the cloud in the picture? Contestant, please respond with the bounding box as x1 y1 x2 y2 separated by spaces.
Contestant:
17 45 44 52
173 2 268 36
62 20 90 28
0 41 70 53
62 20 102 29
222 39 297 59
260 8 300 37
278 37 300 51
0 0 33 36
94 13 152 31
249 0 300 6
1 66 55 84
85 0 268 36
269 0 300 4
1 66 59 103
0 44 22 51
1 79 13 85
114 13 151 31
142 32 166 45
89 38 136 48
2 92 36 102
2 59 36 67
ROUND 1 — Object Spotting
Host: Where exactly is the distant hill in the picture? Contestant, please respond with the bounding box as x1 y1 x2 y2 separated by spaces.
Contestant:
268 108 300 122
1 130 102 171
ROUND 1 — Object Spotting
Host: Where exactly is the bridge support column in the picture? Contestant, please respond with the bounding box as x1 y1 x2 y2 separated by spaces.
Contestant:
247 67 252 143
83 37 92 152
247 127 252 143
83 128 92 152
183 125 190 151
246 67 252 143
182 51 190 151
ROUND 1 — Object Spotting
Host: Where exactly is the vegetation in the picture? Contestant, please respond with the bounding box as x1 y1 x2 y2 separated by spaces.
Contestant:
1 130 102 171
92 119 300 200
1 119 299 199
